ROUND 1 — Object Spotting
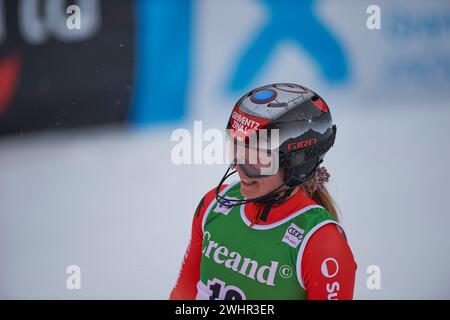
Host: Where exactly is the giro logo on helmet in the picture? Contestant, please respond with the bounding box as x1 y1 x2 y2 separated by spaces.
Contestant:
287 138 318 151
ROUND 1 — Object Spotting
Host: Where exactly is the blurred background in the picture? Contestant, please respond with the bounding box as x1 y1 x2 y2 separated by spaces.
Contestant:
0 0 449 299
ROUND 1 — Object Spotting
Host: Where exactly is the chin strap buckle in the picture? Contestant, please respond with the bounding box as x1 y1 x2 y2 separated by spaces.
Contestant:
259 202 273 223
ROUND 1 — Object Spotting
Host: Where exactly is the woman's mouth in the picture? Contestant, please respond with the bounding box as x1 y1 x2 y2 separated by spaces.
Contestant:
241 177 257 187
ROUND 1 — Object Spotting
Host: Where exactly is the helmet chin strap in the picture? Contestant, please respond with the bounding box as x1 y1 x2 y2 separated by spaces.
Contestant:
215 165 301 222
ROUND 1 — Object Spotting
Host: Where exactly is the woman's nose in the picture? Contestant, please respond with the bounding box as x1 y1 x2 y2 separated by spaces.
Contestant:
235 164 249 179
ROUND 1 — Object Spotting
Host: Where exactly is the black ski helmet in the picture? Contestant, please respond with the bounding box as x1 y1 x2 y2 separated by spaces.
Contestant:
216 83 337 205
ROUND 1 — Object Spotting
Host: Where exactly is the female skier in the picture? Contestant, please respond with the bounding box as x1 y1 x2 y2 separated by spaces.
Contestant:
170 83 357 300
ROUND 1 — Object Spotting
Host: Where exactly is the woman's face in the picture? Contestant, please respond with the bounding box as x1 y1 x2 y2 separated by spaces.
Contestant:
236 164 285 199
231 143 285 198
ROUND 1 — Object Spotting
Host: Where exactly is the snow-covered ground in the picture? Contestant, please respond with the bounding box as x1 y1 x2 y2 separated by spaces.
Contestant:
1 99 449 299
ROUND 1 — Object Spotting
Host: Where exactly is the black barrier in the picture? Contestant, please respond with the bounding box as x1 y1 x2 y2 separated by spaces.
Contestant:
0 0 135 135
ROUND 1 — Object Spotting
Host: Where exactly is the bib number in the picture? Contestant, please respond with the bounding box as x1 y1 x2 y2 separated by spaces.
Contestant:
206 278 246 300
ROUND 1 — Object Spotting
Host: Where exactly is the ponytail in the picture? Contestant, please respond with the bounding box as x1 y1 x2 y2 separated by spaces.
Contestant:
300 180 341 222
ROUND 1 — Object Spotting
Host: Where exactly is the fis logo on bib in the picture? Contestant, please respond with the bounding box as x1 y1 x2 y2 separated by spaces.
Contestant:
214 197 238 215
282 223 305 248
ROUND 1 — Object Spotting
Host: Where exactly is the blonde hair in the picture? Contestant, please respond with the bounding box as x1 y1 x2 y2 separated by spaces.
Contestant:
300 181 341 222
